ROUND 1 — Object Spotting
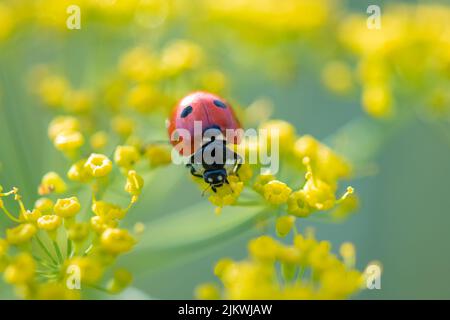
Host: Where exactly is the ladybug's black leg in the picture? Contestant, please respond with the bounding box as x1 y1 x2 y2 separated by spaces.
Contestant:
211 186 217 193
187 163 203 178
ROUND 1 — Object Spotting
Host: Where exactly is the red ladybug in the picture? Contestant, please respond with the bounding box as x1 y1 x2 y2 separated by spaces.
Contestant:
167 91 242 154
167 91 243 192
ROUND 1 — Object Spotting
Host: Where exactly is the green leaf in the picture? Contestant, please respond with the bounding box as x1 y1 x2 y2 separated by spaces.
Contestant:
123 202 268 274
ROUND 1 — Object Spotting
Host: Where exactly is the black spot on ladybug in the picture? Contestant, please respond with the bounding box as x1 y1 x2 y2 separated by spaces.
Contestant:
213 100 227 109
180 105 193 118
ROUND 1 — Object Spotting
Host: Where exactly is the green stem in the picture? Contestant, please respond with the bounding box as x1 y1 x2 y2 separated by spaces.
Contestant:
1 207 21 223
67 238 73 259
87 284 110 294
35 236 58 265
297 266 306 283
53 241 64 263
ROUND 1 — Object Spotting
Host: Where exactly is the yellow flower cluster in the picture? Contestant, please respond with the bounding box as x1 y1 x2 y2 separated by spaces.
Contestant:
0 147 140 299
203 0 334 32
197 119 356 222
201 1 450 120
196 233 364 300
339 4 450 119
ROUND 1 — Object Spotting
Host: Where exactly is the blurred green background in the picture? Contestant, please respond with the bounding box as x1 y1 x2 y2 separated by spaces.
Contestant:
1 0 450 299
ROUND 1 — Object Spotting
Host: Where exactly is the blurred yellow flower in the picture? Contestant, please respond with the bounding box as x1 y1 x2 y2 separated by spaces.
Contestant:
54 197 81 218
84 153 113 178
4 253 35 285
6 224 37 245
100 228 135 254
263 180 292 205
39 172 67 195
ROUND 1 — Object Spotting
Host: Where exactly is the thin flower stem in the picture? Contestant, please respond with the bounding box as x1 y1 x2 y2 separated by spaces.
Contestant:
53 241 64 263
35 236 59 265
0 206 21 223
67 238 73 259
84 244 93 256
87 284 110 294
292 223 299 236
297 266 306 283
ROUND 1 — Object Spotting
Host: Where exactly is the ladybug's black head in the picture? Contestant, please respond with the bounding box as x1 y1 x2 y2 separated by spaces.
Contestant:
204 169 227 187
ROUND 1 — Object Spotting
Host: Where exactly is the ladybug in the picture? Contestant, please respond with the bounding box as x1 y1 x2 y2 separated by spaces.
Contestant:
167 91 243 192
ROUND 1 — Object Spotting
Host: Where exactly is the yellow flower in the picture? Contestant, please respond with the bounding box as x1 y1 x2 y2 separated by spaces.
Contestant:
362 83 393 118
84 153 113 178
66 257 104 285
34 283 80 300
145 144 172 167
214 258 234 279
200 70 227 93
64 89 93 113
293 135 320 161
358 56 388 84
330 191 359 220
161 40 203 75
321 60 353 94
277 245 302 266
37 74 70 107
23 209 42 223
302 177 335 211
315 146 352 182
195 283 221 300
127 84 161 113
34 197 54 214
0 3 14 40
319 269 363 299
53 131 84 152
275 215 296 237
253 174 275 193
37 215 62 231
340 242 356 268
67 222 90 242
301 158 336 210
287 190 313 217
293 136 351 183
212 233 364 300
39 172 67 195
107 268 133 294
259 120 296 154
90 131 108 151
236 163 253 182
67 159 91 182
48 116 80 140
90 216 118 234
263 180 292 205
6 223 37 245
125 170 144 200
100 228 135 254
92 200 127 220
0 238 8 256
114 145 140 169
248 236 279 261
54 197 81 218
207 175 244 208
112 115 135 137
119 46 160 82
4 253 35 285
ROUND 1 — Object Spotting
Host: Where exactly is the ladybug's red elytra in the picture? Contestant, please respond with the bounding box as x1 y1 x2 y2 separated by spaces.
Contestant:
167 91 243 193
